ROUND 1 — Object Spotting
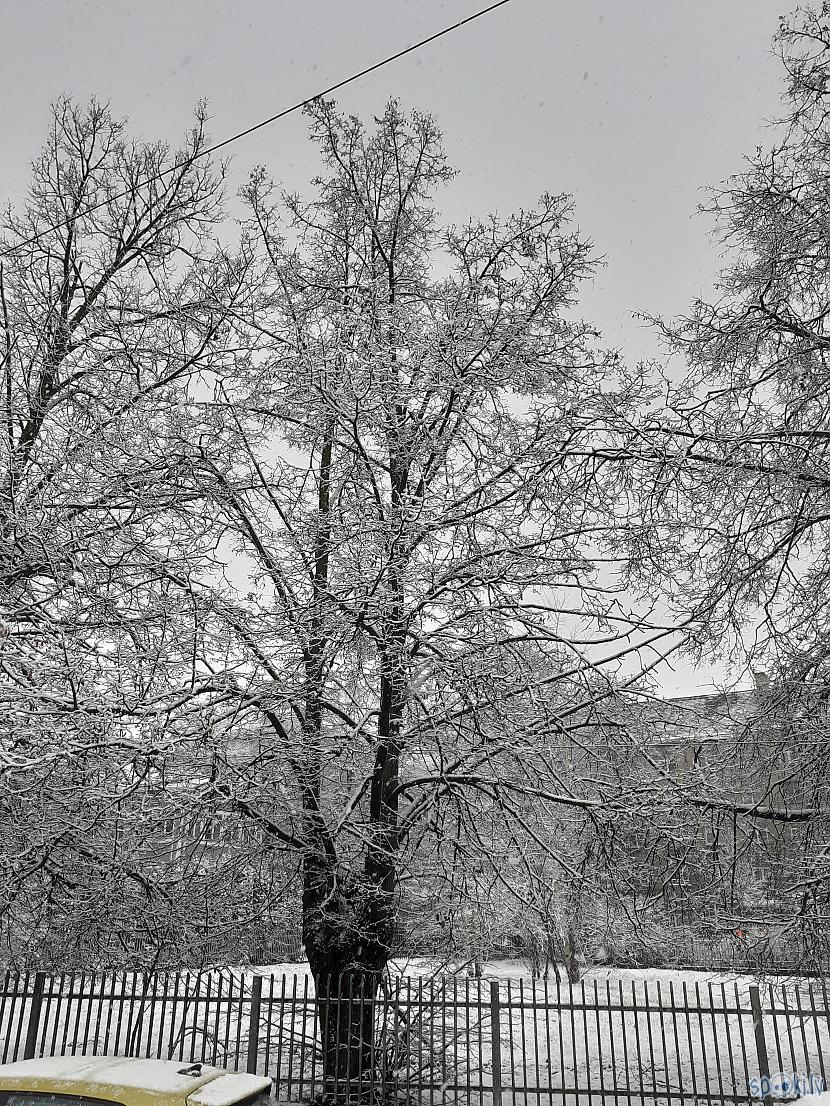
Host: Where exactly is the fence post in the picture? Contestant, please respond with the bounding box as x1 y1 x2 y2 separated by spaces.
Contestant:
749 985 772 1106
490 981 502 1106
247 975 263 1075
23 972 47 1060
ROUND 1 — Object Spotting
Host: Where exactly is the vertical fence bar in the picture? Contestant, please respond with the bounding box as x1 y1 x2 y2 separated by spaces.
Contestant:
406 977 414 1106
667 980 684 1104
796 984 812 1077
144 972 160 1061
631 979 646 1104
0 970 12 1062
463 977 470 1106
593 979 607 1106
507 978 518 1103
155 972 169 1060
247 975 263 1075
132 970 148 1060
440 979 447 1102
543 977 554 1101
390 975 402 1106
733 980 754 1102
232 971 244 1070
22 971 46 1060
166 971 181 1062
198 973 212 1064
57 973 72 1057
210 972 223 1066
490 981 502 1106
767 986 785 1079
777 986 796 1076
347 975 355 1106
220 973 233 1070
425 977 434 1106
793 985 812 1083
122 972 135 1058
10 972 31 1063
706 983 726 1104
749 984 772 1106
70 972 87 1055
476 979 485 1106
645 980 662 1106
115 973 131 1057
82 973 98 1056
187 973 201 1063
103 970 118 1055
48 973 65 1057
282 973 294 1094
568 979 579 1105
578 979 592 1105
806 983 827 1089
342 977 350 1106
32 972 47 1060
655 980 672 1105
531 979 542 1106
821 976 830 1095
606 978 620 1106
719 981 739 1101
681 981 700 1106
359 976 368 1105
303 973 314 1101
517 978 528 1100
260 975 271 1079
309 975 319 1101
556 977 566 1104
333 976 343 1103
694 981 713 1103
411 977 418 1106
112 971 128 1056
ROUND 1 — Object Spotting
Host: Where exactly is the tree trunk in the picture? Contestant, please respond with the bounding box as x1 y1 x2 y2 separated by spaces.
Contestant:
544 927 561 982
303 856 392 1101
312 969 381 1103
563 921 581 984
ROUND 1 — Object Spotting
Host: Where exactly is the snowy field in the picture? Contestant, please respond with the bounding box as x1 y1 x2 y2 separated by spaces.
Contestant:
2 960 828 1104
236 959 830 1104
248 955 822 991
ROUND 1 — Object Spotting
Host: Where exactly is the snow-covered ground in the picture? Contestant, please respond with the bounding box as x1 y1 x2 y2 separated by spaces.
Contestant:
3 961 826 1104
247 954 819 994
230 959 828 1103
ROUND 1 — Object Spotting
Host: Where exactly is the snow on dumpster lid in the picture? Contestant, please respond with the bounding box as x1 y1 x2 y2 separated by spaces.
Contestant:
0 1057 224 1096
186 1073 271 1106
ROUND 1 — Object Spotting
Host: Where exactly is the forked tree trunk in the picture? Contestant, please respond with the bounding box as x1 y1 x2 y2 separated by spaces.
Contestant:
303 860 393 1102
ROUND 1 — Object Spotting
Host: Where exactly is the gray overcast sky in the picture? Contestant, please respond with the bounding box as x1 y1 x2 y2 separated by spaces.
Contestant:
1 0 789 694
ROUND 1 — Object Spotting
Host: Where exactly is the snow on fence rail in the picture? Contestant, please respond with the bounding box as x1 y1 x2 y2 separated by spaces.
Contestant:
1 969 829 1104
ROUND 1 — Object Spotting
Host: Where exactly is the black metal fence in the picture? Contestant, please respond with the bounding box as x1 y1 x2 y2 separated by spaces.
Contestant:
2 969 830 1104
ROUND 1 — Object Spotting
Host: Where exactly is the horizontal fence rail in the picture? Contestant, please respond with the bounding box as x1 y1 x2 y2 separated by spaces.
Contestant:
1 970 829 1104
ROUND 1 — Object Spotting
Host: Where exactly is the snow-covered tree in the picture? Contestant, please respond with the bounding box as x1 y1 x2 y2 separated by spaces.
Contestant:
626 3 830 956
0 98 251 945
173 97 666 1086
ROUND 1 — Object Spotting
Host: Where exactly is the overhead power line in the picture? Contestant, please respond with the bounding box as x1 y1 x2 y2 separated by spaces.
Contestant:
0 0 512 260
